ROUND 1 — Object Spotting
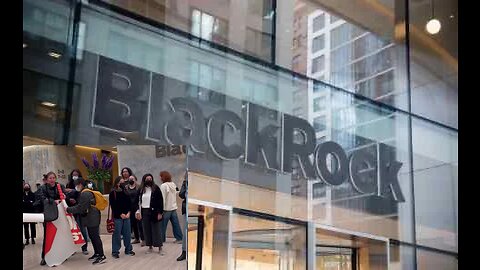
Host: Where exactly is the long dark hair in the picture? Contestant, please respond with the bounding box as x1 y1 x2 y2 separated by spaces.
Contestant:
68 169 82 186
139 173 157 193
121 167 133 179
112 176 123 192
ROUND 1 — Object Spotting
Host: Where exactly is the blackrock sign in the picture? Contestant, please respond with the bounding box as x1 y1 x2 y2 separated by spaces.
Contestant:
92 56 405 203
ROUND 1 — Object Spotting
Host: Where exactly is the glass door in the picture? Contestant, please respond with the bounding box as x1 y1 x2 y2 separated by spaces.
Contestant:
316 246 355 270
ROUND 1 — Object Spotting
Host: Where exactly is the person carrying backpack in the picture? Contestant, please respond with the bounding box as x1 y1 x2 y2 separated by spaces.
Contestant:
66 177 106 265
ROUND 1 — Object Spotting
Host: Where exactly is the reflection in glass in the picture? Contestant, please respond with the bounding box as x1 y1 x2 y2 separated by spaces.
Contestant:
231 214 307 270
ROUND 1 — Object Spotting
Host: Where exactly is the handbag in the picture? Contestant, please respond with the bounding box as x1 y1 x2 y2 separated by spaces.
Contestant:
106 191 115 233
43 198 59 222
43 184 61 222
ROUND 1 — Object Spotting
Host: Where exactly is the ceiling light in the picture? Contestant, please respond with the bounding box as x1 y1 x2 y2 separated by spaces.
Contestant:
426 19 441 35
48 51 62 58
41 101 56 107
23 43 27 48
119 137 128 142
450 15 454 19
425 0 441 35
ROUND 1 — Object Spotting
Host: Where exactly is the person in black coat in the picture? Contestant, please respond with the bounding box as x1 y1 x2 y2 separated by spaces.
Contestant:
135 173 164 255
23 183 36 245
109 176 135 258
125 175 144 245
34 172 67 266
66 177 106 265
177 176 187 261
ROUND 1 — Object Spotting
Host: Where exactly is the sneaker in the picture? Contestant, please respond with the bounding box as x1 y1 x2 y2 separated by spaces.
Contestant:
92 255 106 265
146 247 153 254
88 254 99 261
82 250 89 255
25 239 29 245
158 247 165 256
40 259 46 266
31 238 36 245
132 239 140 244
140 241 145 247
177 251 186 261
174 239 182 244
125 251 135 256
112 254 119 259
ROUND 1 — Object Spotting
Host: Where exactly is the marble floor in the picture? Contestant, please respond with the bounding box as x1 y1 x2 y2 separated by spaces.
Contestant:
23 224 187 270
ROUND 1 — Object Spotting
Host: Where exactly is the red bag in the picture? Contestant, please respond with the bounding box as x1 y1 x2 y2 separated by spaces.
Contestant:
106 191 115 234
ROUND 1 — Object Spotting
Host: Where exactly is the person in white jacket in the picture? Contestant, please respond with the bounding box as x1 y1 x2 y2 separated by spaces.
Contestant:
159 171 183 244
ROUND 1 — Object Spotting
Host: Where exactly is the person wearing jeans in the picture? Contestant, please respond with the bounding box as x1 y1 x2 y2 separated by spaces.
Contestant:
66 177 106 265
109 176 135 258
159 171 183 243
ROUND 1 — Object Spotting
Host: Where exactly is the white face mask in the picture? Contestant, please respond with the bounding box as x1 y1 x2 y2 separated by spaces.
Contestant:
72 176 78 181
75 186 82 192
87 183 93 189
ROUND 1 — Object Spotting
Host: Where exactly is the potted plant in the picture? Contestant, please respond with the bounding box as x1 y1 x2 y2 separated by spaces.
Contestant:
81 153 114 194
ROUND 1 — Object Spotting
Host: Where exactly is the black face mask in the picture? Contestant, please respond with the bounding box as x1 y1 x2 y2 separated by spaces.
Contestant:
119 183 126 189
24 188 30 192
145 180 153 187
129 180 135 185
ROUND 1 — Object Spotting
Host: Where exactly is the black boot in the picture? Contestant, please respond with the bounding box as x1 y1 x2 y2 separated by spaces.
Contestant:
40 259 46 266
176 251 186 261
31 238 36 244
25 239 29 245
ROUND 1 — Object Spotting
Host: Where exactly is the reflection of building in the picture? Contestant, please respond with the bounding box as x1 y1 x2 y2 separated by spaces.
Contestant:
23 0 458 269
306 8 400 225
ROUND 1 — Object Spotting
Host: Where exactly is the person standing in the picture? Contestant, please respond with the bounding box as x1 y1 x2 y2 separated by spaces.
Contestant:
34 172 66 266
65 169 89 255
176 175 187 261
126 175 144 245
23 183 37 246
159 171 183 244
109 176 135 259
66 177 106 265
135 174 164 255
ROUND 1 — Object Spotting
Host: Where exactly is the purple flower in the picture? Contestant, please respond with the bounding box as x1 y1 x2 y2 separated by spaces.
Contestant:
81 157 90 169
92 153 99 169
106 156 114 170
101 154 107 169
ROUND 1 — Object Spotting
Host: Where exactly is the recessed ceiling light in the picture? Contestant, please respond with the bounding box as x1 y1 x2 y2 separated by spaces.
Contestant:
426 18 441 35
450 14 454 19
23 43 27 48
119 137 128 142
48 51 62 58
41 101 57 107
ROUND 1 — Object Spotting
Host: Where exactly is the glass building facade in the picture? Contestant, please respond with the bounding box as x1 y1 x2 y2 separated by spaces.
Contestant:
23 0 457 269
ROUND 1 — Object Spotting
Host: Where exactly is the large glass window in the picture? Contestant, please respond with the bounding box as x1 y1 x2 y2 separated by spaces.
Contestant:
312 35 325 53
191 9 229 45
313 14 325 32
417 249 458 270
231 212 307 270
413 119 458 253
311 55 325 74
245 27 273 61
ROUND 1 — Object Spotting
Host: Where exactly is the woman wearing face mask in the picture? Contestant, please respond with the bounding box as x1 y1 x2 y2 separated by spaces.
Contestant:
125 175 144 245
135 174 164 255
109 176 135 259
66 169 82 193
23 183 36 245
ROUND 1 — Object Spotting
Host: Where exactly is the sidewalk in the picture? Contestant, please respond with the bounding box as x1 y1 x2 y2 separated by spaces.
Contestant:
23 224 186 270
